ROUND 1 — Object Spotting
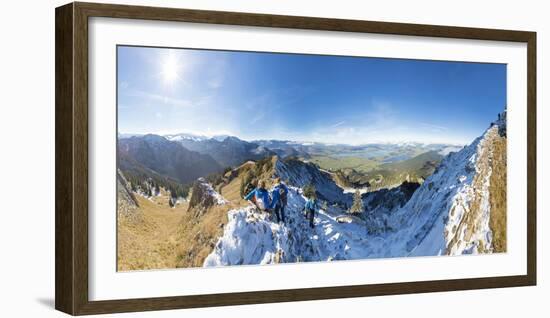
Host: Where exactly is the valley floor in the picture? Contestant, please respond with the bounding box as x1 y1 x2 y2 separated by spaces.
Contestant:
117 195 187 271
117 174 248 271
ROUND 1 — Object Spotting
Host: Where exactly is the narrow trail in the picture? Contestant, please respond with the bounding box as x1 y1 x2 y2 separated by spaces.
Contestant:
204 186 375 266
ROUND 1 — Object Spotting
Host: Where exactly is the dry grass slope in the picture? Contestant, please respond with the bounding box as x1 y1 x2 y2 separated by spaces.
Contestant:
117 160 268 271
489 135 507 252
176 177 248 267
445 127 507 254
117 193 187 271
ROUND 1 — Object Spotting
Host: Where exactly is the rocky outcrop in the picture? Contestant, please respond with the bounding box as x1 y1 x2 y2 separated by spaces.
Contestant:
117 170 140 221
187 178 227 217
363 181 420 214
275 157 352 206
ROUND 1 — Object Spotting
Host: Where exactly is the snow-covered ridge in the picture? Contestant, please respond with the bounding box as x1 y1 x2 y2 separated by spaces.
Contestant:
384 122 505 256
204 186 372 266
203 116 506 265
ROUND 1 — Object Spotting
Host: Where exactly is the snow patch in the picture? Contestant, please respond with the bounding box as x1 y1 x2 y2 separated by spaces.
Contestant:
197 178 228 205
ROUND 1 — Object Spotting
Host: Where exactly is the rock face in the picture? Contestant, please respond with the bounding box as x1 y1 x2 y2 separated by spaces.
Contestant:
360 181 420 235
363 181 420 214
274 157 352 206
187 178 227 217
117 170 140 221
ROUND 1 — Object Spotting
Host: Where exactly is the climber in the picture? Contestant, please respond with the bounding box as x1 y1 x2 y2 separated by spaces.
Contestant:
242 179 257 203
304 194 318 229
270 178 289 224
244 179 271 213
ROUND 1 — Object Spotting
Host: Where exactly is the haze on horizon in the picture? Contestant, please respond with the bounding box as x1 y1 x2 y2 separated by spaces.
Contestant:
117 46 506 146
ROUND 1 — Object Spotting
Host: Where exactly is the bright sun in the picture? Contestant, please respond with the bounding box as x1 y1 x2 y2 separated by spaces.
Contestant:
160 51 180 84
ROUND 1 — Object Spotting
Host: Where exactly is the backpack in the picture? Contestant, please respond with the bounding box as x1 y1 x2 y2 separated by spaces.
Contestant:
244 183 254 195
255 191 266 210
308 199 318 213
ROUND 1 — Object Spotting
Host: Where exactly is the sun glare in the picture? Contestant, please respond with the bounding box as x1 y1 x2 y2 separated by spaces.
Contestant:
160 51 180 84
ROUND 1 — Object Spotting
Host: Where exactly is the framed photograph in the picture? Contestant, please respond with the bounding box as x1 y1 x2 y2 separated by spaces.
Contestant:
55 2 536 315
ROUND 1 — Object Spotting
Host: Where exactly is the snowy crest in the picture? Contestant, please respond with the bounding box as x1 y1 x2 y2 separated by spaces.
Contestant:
204 116 506 266
383 120 506 256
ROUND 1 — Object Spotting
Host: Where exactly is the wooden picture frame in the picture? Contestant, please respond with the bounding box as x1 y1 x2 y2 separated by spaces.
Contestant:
55 2 537 315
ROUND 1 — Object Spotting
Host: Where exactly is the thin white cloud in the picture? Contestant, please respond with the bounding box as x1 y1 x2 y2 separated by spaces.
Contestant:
250 111 265 125
330 121 346 128
291 101 470 145
150 128 237 138
124 89 193 108
419 122 448 132
299 125 471 146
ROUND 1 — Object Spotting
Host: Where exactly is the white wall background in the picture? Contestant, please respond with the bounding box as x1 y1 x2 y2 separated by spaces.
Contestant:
0 0 547 317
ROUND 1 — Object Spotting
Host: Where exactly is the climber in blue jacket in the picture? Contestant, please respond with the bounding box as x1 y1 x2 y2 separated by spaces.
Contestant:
270 178 289 224
244 179 271 212
304 195 318 228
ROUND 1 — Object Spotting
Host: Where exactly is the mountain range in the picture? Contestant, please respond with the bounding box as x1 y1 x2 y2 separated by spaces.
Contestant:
118 131 462 199
167 133 276 167
118 134 223 185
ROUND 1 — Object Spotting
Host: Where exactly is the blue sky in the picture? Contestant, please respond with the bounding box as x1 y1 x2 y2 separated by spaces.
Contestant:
118 46 506 145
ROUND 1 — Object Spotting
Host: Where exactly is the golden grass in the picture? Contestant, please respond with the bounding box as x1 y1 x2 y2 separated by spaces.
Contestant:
220 174 245 202
445 128 507 254
117 194 187 271
489 135 507 252
117 158 289 270
176 178 248 268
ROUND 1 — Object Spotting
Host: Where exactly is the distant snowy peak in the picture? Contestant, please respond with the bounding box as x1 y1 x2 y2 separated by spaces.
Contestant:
211 135 232 142
394 141 424 147
164 133 242 143
118 133 144 139
165 133 208 142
